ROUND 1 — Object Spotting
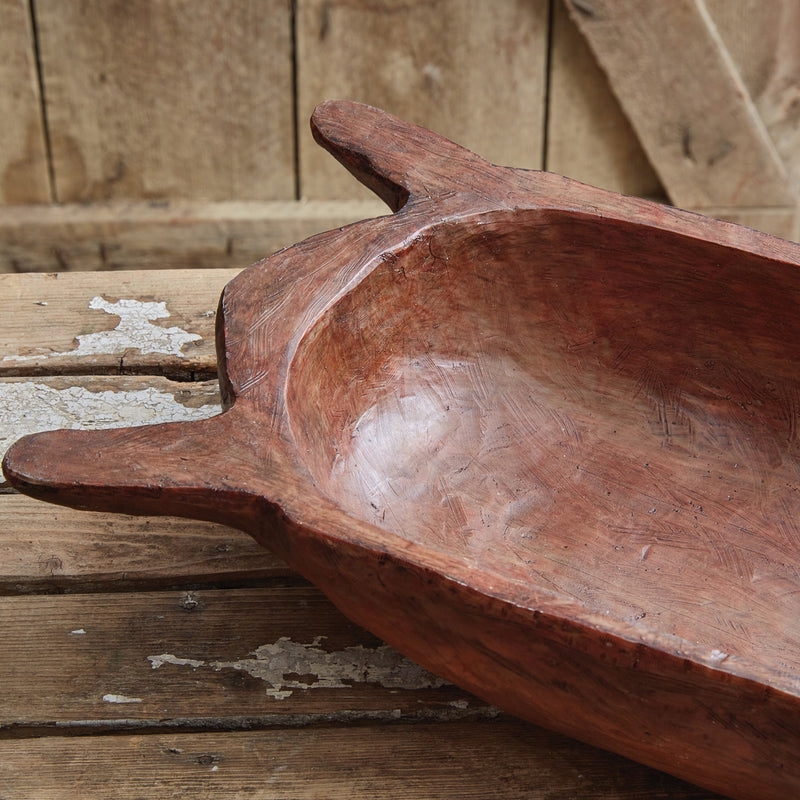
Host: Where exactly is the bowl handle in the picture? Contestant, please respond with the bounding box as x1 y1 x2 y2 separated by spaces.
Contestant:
2 411 267 530
311 100 499 211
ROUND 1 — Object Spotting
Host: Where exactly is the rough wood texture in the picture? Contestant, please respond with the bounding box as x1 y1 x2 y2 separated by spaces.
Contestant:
34 0 294 202
0 723 723 800
0 269 237 378
7 101 800 798
0 200 387 273
296 0 549 200
546 0 663 199
0 492 289 592
565 0 794 210
0 0 51 204
0 586 478 730
708 0 800 192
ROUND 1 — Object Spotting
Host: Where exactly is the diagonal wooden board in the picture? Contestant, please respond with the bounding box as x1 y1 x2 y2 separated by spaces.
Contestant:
565 0 799 238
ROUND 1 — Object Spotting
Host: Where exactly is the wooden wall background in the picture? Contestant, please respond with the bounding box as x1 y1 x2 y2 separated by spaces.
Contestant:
1 0 799 274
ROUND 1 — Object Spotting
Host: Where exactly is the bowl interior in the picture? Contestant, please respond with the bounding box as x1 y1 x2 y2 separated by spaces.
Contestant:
287 208 800 674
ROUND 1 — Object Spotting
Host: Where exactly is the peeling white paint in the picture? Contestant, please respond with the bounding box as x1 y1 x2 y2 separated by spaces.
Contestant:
69 629 86 635
148 653 204 670
102 693 143 704
148 636 449 700
4 296 202 363
0 382 220 481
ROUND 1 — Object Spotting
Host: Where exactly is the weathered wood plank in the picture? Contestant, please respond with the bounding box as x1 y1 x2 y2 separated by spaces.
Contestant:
566 0 795 209
33 0 294 202
546 0 664 199
0 586 482 730
0 723 724 799
0 199 388 273
708 0 800 192
296 0 549 200
0 492 290 592
0 270 235 377
0 0 51 205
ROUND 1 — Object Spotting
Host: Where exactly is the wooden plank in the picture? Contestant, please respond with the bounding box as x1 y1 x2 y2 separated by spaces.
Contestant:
0 269 236 378
0 723 723 799
546 0 664 198
0 199 387 273
566 0 796 209
296 0 549 201
0 0 51 204
0 586 483 730
707 0 800 191
33 0 294 202
0 492 290 592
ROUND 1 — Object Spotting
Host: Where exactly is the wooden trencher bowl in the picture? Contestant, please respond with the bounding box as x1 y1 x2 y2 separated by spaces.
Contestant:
5 101 800 800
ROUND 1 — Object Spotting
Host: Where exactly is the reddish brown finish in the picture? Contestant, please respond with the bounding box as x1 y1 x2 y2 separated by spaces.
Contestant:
5 101 800 799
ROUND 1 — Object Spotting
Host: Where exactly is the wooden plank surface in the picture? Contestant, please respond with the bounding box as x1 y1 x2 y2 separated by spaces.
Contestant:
0 199 388 274
566 0 795 210
708 0 800 192
296 0 549 200
0 0 51 204
0 269 235 377
0 723 723 799
546 0 664 199
0 586 481 729
0 493 289 592
33 0 295 202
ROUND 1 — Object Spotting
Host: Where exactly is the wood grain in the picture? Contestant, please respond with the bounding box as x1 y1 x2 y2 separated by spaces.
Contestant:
0 722 724 799
0 0 51 204
0 269 235 378
0 493 289 592
7 101 800 799
33 0 294 202
708 0 800 192
546 0 664 199
566 0 795 209
0 586 479 729
296 0 549 200
0 199 387 273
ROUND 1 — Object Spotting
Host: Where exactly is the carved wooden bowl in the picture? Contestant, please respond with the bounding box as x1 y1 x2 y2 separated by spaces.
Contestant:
5 101 800 800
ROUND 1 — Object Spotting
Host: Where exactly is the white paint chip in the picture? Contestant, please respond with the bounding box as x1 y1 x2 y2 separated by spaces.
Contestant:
102 693 143 704
148 636 449 700
0 382 220 481
148 653 205 670
70 629 86 635
5 295 202 363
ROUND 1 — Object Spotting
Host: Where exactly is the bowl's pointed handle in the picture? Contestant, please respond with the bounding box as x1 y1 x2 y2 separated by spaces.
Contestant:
2 411 265 530
311 100 499 211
